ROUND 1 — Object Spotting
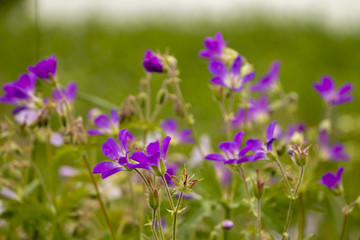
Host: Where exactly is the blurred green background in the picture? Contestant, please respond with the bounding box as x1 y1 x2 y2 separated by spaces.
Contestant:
1 1 360 239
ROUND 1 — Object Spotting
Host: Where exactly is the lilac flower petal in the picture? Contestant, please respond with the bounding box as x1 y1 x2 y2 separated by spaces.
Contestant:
178 129 195 144
12 105 28 115
50 132 64 147
233 131 245 149
318 130 329 148
118 129 130 152
266 138 276 152
130 151 148 164
147 152 161 169
65 82 77 102
208 60 227 78
219 141 237 157
127 163 152 171
102 138 122 161
147 141 160 156
94 114 111 130
87 129 104 136
313 75 334 97
230 56 242 77
205 153 226 162
101 167 123 179
110 109 120 126
160 136 171 160
210 77 226 87
160 119 178 135
329 144 349 161
266 120 277 143
245 139 264 151
242 71 256 83
143 49 163 73
250 152 267 162
93 161 120 174
198 49 212 58
336 167 344 181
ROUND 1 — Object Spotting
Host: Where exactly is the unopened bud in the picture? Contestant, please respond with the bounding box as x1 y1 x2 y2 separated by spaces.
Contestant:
137 92 147 108
148 189 160 210
222 220 234 229
266 151 277 161
210 231 219 240
156 89 168 105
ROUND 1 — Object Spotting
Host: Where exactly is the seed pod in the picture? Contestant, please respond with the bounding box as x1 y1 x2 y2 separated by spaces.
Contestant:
156 89 168 105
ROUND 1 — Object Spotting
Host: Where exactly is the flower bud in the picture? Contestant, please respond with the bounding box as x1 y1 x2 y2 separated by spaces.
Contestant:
252 169 265 199
156 89 168 105
210 231 219 240
289 145 310 167
137 92 147 108
148 188 160 210
222 220 234 229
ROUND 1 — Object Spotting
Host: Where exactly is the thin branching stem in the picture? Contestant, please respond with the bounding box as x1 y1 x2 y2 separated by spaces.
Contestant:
172 192 183 240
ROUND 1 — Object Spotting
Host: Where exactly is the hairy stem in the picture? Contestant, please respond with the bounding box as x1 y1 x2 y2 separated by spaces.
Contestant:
274 159 292 198
257 198 262 240
82 153 116 240
161 175 175 210
172 192 183 240
157 209 165 240
151 209 159 240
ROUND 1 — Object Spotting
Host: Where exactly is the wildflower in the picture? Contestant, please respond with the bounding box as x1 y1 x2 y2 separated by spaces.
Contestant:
142 49 163 73
87 109 121 136
231 96 270 128
160 118 194 144
222 220 234 229
250 60 280 92
288 145 310 167
52 82 77 115
128 136 171 176
92 129 132 179
14 109 40 126
318 130 349 161
252 169 265 199
245 120 277 161
198 32 227 60
189 134 211 167
318 167 344 191
59 166 78 178
205 131 251 164
28 54 57 81
313 75 353 105
208 55 255 92
0 73 37 105
50 132 64 147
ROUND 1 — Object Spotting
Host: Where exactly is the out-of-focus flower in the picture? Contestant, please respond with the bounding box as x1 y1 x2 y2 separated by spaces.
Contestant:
0 73 37 105
208 55 255 92
313 75 353 105
318 130 349 161
318 167 344 191
52 82 77 103
50 132 64 147
189 134 211 167
198 32 227 60
222 220 234 229
14 109 40 126
28 54 57 81
87 107 101 122
93 129 132 179
59 165 78 178
128 136 171 176
160 118 194 144
250 61 280 92
87 109 121 136
231 96 270 128
1 188 18 200
205 131 251 164
142 49 163 73
245 120 277 161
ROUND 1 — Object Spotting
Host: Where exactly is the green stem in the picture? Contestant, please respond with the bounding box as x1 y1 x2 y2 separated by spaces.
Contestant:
135 169 151 190
297 194 305 240
274 159 293 198
82 153 116 240
172 192 183 240
161 175 175 210
283 166 305 234
339 213 348 240
151 209 159 240
257 198 262 240
157 209 165 240
238 167 255 229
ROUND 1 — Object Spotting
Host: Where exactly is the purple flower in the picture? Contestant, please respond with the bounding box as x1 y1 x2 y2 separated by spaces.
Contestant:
92 129 132 179
160 118 194 144
205 131 251 164
128 136 171 176
208 55 255 92
313 75 353 105
28 54 57 81
222 220 234 229
52 82 77 103
231 96 270 128
142 50 163 73
0 73 37 105
50 132 64 147
52 82 77 114
250 61 280 92
318 167 344 190
318 130 349 161
198 32 227 60
87 109 121 136
245 120 277 161
14 109 39 126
